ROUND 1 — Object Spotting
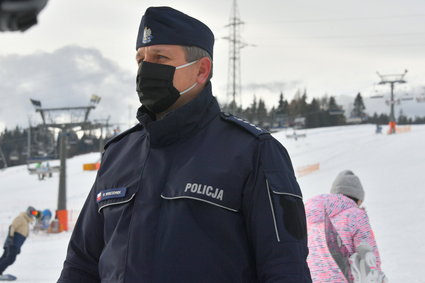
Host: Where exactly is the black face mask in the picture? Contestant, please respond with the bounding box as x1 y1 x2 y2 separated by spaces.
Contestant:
136 61 198 114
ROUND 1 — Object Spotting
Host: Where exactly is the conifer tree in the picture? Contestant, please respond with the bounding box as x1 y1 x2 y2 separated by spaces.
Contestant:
257 98 268 126
352 92 366 119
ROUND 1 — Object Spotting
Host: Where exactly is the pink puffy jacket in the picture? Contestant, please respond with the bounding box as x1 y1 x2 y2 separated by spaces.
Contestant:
305 194 381 282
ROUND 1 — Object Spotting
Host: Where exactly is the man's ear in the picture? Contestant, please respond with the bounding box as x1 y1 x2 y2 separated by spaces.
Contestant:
196 57 212 84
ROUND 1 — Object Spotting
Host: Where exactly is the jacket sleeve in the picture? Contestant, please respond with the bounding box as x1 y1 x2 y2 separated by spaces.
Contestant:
352 209 382 270
9 216 21 237
4 227 14 248
57 181 104 283
242 135 312 282
9 214 28 240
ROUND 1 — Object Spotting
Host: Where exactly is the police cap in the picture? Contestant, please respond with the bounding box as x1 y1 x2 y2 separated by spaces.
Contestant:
136 6 214 58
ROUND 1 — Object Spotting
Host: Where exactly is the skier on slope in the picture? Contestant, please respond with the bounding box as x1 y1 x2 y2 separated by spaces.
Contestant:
305 170 386 282
0 206 39 281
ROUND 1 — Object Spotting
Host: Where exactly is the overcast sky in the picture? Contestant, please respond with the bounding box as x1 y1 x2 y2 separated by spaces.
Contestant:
1 0 425 130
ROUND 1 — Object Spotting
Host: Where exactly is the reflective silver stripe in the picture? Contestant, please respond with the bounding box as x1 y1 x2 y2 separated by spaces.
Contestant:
271 191 303 200
160 195 238 212
266 179 281 242
98 193 136 213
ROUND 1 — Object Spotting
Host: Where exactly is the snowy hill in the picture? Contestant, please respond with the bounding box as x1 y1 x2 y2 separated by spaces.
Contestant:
1 124 424 282
0 153 99 282
277 124 425 283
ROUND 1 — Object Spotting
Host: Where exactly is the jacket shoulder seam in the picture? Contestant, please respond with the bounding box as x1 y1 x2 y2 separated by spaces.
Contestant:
103 124 143 151
220 113 269 138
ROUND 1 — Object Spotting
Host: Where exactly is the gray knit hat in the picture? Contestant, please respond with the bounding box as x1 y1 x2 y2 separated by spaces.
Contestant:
330 170 365 202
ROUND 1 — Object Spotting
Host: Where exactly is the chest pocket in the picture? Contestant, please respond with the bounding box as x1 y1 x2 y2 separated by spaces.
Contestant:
96 186 137 243
96 187 136 213
161 175 242 213
265 171 307 242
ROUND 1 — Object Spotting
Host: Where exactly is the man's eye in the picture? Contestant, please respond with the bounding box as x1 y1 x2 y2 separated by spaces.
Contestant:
158 55 168 60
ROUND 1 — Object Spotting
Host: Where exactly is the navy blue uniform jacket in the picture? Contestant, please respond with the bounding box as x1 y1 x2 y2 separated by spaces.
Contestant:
58 84 312 283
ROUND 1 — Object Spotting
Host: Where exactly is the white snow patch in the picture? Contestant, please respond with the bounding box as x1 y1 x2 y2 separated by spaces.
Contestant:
0 125 424 282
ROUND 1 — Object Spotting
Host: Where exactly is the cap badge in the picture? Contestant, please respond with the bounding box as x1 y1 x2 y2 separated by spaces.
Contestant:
142 27 153 44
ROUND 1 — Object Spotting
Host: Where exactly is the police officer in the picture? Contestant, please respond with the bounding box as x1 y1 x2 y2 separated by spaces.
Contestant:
58 6 312 283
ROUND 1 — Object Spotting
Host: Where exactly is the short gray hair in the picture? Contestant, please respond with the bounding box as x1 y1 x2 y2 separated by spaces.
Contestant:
183 46 213 81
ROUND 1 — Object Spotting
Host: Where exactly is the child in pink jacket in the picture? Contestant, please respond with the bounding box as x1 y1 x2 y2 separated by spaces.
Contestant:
305 170 382 282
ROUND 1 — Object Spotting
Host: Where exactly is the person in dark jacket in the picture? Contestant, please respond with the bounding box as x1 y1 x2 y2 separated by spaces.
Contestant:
0 206 38 277
58 6 312 283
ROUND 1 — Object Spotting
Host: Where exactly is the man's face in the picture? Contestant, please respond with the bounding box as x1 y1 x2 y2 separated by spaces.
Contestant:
135 45 199 95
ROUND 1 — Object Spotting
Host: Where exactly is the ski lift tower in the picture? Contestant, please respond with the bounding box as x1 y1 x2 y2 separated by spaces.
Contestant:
376 70 408 134
30 94 101 230
222 0 255 114
92 116 111 154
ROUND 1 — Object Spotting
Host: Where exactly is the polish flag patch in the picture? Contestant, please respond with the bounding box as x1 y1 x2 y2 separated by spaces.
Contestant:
96 192 102 202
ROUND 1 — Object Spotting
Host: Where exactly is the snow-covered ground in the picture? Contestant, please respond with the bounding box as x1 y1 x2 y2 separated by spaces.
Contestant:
0 124 424 282
0 153 99 282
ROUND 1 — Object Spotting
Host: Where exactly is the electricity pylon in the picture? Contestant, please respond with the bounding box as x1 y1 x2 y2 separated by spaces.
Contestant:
223 0 254 114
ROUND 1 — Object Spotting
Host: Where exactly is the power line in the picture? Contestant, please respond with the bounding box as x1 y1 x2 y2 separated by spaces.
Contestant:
266 31 425 40
258 14 425 24
260 43 425 48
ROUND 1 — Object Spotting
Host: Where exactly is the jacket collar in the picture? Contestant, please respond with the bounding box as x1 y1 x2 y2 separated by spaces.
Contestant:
136 83 220 146
21 212 34 223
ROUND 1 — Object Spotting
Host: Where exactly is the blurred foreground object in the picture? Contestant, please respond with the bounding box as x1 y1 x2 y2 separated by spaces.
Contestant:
0 0 48 32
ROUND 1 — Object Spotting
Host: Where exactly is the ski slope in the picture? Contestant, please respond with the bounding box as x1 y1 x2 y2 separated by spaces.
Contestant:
0 124 424 282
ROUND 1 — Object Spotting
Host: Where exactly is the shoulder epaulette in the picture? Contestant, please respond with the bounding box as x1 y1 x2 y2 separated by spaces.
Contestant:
103 124 144 151
220 112 269 137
